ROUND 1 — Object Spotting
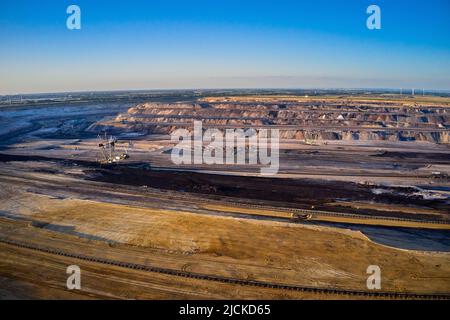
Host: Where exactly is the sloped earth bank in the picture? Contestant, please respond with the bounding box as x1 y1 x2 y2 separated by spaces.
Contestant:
0 151 448 222
90 102 450 143
88 164 450 222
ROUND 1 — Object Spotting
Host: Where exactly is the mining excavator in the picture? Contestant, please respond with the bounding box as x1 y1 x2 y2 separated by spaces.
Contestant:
96 133 131 164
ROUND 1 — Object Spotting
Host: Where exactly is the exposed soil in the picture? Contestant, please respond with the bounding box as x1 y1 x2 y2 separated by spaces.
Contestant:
0 152 447 221
89 165 449 221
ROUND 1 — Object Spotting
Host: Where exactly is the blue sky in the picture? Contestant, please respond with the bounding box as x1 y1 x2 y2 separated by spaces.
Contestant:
0 0 449 94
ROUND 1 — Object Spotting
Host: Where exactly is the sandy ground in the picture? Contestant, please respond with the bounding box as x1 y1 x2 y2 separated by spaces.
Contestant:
0 98 449 299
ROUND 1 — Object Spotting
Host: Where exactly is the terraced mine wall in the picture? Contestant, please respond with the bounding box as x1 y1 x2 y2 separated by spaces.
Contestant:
89 102 450 144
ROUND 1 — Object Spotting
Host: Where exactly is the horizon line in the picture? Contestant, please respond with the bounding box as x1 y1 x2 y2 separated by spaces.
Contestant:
2 87 450 97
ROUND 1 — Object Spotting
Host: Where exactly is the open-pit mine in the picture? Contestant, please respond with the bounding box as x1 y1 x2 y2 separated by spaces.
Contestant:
0 91 449 299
